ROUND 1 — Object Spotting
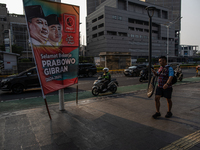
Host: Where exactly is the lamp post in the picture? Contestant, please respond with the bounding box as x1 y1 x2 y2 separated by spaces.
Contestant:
161 17 182 64
146 6 156 86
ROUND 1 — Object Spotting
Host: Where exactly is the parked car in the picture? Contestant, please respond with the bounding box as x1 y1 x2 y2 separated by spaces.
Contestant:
0 67 40 94
78 63 97 77
124 65 147 77
0 63 97 94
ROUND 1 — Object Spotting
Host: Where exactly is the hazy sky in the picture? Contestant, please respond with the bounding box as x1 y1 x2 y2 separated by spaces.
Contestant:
0 0 200 49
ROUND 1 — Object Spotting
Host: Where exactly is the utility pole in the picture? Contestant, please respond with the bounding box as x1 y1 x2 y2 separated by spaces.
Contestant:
146 6 156 86
161 17 182 64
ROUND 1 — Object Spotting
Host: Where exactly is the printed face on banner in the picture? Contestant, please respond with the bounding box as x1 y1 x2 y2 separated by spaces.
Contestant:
24 3 79 47
23 0 79 95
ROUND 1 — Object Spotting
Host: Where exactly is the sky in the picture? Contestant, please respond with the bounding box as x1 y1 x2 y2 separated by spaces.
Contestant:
0 0 200 49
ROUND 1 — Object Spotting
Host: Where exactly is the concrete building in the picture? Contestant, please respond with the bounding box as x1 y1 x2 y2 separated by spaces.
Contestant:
0 50 20 74
180 45 199 57
86 0 176 59
0 3 31 58
143 0 181 56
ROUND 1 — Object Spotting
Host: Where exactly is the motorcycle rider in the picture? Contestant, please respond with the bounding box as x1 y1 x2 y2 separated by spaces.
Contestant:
174 65 182 77
102 68 111 91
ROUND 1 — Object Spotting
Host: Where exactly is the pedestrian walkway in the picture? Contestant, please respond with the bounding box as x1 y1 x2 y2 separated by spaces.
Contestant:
0 78 200 149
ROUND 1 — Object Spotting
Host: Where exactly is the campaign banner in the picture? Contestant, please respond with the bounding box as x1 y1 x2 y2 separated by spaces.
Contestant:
23 0 79 95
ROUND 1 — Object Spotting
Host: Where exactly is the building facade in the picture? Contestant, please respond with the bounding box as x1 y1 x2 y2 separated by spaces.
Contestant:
144 0 181 56
0 3 31 58
180 45 199 57
86 0 176 59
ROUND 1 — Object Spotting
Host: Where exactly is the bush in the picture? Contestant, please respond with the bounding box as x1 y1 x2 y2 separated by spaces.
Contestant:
97 67 104 71
137 58 146 63
19 58 31 62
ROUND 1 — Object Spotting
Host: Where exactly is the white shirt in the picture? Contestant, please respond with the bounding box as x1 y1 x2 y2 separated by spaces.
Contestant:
30 37 51 46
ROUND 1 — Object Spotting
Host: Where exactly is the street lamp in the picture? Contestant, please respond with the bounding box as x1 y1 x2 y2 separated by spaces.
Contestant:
146 6 156 86
161 17 182 64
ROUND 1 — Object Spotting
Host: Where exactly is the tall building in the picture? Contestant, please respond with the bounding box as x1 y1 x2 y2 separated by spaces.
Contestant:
144 0 181 56
0 3 31 57
87 0 106 15
86 0 176 60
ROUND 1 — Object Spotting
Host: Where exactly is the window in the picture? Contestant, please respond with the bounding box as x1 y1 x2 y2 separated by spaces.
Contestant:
135 20 143 25
118 0 126 10
128 27 134 31
144 22 148 26
92 18 97 23
144 29 149 32
118 32 127 37
128 18 134 23
107 31 117 35
112 16 117 20
152 30 158 34
162 10 168 19
136 28 143 32
98 15 104 20
92 26 97 31
98 23 104 28
92 34 97 38
162 37 167 40
98 31 104 36
118 16 122 20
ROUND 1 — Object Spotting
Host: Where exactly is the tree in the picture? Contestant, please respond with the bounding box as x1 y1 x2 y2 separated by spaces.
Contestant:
12 45 23 55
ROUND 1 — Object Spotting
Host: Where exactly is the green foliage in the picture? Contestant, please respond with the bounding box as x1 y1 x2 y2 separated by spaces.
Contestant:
97 67 104 71
12 45 23 55
79 56 94 63
193 58 200 61
137 58 146 63
19 58 31 62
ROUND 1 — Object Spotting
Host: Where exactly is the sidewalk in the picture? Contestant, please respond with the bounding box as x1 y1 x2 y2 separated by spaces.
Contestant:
0 78 200 149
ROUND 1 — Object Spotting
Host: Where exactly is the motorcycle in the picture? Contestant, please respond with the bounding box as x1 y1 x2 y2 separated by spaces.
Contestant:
92 77 118 96
139 69 148 82
175 70 183 81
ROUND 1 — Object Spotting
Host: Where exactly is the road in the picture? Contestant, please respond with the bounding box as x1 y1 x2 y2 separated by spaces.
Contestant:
0 68 196 101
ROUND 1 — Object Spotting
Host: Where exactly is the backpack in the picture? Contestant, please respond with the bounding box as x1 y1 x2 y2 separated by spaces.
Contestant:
162 66 177 85
171 70 177 85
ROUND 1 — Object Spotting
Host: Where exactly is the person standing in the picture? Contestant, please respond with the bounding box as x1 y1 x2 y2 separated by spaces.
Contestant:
151 56 174 119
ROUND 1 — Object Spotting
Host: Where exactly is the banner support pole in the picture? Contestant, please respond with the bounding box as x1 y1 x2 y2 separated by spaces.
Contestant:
44 97 52 120
76 83 78 105
59 89 65 110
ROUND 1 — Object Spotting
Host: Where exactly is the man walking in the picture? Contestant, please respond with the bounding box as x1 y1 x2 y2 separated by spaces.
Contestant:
151 56 174 119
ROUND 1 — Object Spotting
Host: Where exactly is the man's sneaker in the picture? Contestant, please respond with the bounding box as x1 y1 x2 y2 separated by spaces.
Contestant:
152 112 161 119
165 112 173 118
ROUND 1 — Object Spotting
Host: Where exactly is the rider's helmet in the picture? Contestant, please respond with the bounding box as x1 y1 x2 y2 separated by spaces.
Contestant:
103 67 109 72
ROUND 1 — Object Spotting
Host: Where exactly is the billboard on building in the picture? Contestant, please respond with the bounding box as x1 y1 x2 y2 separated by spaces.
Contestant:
23 0 79 95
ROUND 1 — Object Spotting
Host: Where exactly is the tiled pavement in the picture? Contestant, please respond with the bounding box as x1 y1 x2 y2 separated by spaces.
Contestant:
0 81 200 150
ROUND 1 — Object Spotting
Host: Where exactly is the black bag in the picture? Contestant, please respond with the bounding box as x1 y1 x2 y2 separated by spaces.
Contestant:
171 71 177 85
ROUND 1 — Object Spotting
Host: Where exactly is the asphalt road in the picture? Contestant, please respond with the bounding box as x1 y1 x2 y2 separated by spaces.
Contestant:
0 68 196 101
